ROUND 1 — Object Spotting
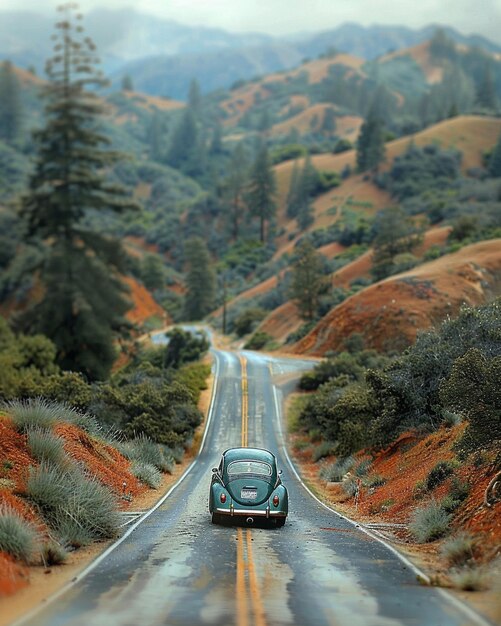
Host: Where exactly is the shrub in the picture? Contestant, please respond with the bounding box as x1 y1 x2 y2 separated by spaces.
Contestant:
27 428 67 466
131 461 162 489
364 474 386 488
233 308 266 337
312 441 336 463
118 435 174 473
449 566 488 591
41 540 68 566
409 501 451 542
319 456 355 482
27 463 120 548
244 331 272 350
425 460 458 490
355 459 372 477
441 533 476 567
0 506 39 563
342 476 359 496
6 398 61 431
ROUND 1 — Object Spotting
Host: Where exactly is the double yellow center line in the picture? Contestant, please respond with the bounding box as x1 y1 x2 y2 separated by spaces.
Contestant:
236 355 267 626
240 355 249 448
236 527 266 626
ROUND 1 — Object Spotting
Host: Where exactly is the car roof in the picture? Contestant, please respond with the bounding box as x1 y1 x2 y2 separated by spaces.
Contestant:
222 447 276 465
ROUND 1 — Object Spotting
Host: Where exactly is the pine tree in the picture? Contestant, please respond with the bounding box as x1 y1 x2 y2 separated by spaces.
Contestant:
286 160 301 219
188 78 202 114
476 63 498 112
121 74 133 91
19 3 137 381
166 107 198 170
371 207 422 280
489 133 501 177
0 60 22 146
222 142 248 240
321 106 336 134
289 240 328 321
246 144 276 242
356 107 386 173
183 237 216 320
147 110 163 161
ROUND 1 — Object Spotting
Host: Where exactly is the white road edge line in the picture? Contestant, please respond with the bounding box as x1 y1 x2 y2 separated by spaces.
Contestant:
270 380 495 626
13 350 222 626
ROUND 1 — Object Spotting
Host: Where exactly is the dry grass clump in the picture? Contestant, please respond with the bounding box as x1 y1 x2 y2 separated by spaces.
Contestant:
0 506 39 563
409 500 451 542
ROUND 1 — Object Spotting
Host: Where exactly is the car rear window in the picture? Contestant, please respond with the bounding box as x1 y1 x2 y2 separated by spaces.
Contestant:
227 460 272 476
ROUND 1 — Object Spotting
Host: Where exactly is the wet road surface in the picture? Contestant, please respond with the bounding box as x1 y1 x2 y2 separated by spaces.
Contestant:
17 348 492 626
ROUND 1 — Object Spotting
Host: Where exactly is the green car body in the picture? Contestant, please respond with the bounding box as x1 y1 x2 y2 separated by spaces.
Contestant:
209 447 288 527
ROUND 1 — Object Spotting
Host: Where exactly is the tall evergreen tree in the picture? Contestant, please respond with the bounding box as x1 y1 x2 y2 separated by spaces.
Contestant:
19 4 137 381
286 160 301 219
222 142 248 240
476 63 498 111
188 78 202 114
246 144 276 242
356 105 386 173
0 60 22 146
371 207 421 280
166 107 198 170
183 237 216 320
289 240 328 321
489 133 501 178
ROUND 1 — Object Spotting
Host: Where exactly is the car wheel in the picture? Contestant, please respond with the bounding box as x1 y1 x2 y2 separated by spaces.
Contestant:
212 513 224 525
275 517 286 528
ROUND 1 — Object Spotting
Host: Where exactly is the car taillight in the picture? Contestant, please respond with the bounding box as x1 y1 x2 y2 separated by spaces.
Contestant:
220 493 227 504
273 495 279 507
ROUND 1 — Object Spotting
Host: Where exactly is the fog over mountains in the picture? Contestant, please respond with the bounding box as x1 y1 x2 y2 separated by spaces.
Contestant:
1 7 500 99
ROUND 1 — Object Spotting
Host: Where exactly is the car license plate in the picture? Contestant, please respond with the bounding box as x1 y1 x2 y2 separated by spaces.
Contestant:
241 489 257 500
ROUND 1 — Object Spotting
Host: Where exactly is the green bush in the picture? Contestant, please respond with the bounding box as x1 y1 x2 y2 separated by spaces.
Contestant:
131 461 162 488
27 428 67 466
425 460 458 490
364 474 386 488
0 506 39 563
312 441 336 463
233 308 266 337
118 435 174 473
319 456 355 482
27 463 120 548
6 398 66 431
441 348 501 452
409 501 451 542
244 331 272 350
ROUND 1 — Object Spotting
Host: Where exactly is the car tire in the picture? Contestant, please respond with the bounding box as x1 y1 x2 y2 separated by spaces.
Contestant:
212 513 224 525
275 517 286 528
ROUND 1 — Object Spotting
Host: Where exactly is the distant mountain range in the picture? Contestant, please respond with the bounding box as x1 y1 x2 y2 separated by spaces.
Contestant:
1 8 500 99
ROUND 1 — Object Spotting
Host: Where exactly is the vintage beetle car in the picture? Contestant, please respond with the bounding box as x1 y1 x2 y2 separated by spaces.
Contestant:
209 447 288 527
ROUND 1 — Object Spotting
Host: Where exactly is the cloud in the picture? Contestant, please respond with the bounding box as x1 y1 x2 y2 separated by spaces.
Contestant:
1 0 500 42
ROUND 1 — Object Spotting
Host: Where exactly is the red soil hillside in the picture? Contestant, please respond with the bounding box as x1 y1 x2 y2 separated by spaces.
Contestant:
332 225 451 288
292 238 501 355
123 276 169 327
0 415 145 596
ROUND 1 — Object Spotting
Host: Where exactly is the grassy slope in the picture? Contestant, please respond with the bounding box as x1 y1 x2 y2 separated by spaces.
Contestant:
292 238 501 354
223 115 501 349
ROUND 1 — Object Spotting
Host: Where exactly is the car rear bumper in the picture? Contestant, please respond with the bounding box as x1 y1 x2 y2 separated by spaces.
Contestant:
215 507 286 518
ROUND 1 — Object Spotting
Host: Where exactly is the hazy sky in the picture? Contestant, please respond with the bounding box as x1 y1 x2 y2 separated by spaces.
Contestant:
2 0 501 42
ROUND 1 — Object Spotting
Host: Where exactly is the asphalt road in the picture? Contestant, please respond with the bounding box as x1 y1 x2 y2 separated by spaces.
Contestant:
17 348 491 626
